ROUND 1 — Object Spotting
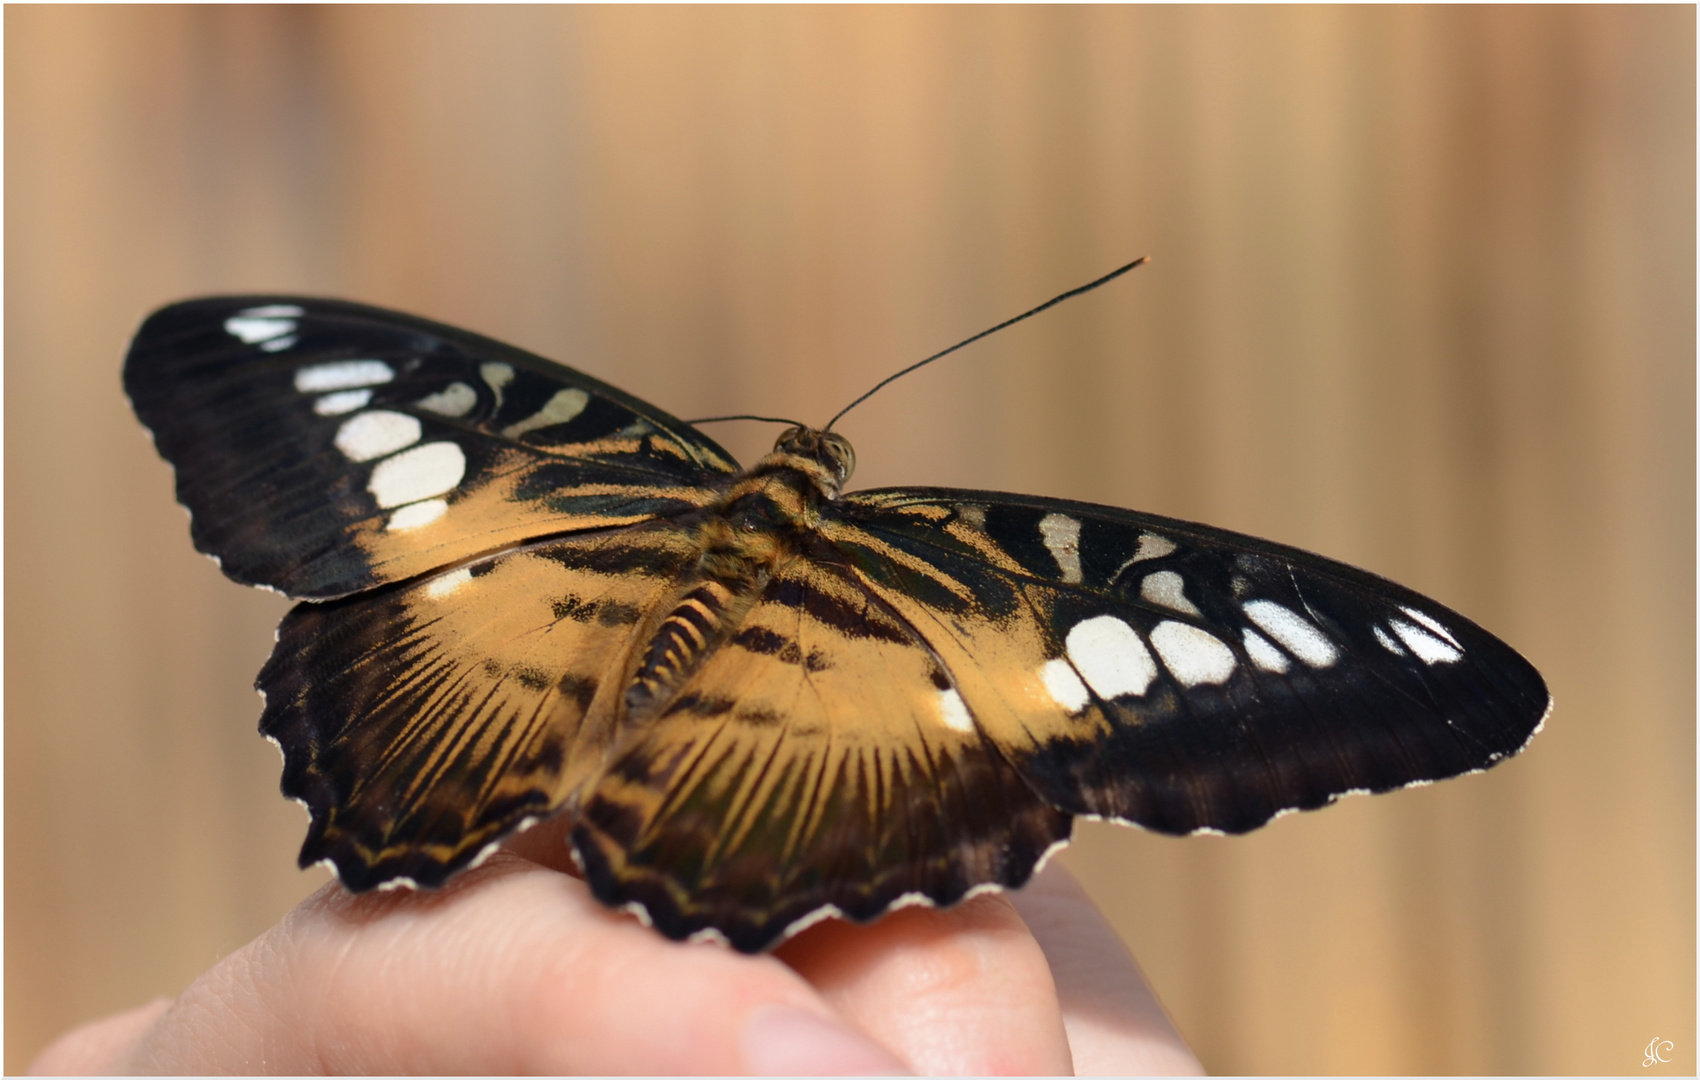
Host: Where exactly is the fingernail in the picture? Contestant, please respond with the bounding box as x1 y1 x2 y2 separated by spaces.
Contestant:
741 1005 911 1076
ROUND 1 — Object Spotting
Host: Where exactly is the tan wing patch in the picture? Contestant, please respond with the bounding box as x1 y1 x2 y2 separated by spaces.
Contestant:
260 523 701 889
817 512 1115 754
572 558 1071 952
347 441 724 589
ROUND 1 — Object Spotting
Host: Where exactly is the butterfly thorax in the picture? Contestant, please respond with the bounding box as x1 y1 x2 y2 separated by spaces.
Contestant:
622 427 855 722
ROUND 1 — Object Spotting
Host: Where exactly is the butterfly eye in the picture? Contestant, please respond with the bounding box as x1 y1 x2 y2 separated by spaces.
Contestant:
822 433 856 484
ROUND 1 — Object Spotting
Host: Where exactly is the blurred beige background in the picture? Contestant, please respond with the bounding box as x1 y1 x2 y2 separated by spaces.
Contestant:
6 5 1693 1074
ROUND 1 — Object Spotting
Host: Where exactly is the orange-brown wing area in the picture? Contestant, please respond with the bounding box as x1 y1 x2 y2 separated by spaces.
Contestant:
570 556 1073 953
258 523 701 890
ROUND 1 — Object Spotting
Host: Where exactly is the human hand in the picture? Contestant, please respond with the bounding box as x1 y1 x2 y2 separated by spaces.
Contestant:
31 821 1201 1075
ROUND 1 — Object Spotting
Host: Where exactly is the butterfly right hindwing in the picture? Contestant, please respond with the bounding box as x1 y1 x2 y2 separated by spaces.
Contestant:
571 548 1071 951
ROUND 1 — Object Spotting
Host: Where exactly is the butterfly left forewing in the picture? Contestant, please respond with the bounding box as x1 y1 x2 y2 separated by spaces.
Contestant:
571 553 1071 952
126 296 740 599
827 489 1549 835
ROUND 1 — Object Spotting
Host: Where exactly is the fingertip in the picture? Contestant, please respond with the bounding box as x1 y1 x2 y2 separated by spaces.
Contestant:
777 893 1073 1076
741 1006 912 1076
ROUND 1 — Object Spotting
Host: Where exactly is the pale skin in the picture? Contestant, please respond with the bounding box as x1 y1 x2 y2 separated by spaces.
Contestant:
31 818 1202 1076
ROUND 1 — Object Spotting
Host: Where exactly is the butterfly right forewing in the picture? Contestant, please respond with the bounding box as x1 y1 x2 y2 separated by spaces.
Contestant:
826 488 1549 836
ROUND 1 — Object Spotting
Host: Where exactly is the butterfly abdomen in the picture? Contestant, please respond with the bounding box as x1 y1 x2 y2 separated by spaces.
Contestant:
625 578 756 720
623 462 828 722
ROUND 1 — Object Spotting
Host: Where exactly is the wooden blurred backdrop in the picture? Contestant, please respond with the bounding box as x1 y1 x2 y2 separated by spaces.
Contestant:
6 6 1693 1074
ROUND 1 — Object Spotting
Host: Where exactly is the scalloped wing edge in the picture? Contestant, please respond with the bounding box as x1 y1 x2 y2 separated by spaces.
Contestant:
568 832 1079 953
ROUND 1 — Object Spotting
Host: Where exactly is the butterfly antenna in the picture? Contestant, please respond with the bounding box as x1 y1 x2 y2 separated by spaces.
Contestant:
823 256 1148 432
686 413 809 428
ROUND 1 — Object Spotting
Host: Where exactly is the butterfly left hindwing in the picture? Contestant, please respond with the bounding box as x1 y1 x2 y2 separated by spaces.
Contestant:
259 522 704 889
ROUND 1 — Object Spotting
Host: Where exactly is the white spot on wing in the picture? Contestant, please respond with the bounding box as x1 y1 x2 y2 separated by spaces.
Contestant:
369 442 466 508
1038 513 1083 584
313 388 372 416
466 840 508 872
1039 658 1092 713
1374 625 1407 655
335 410 422 462
1140 570 1202 615
1400 607 1462 649
957 504 987 529
417 381 478 417
502 387 590 439
617 899 656 928
685 925 734 946
259 334 298 353
225 315 295 344
1243 599 1339 667
1065 615 1158 699
295 360 394 392
387 498 449 531
772 903 846 942
424 567 472 599
1150 621 1237 686
240 304 304 318
480 362 515 408
376 876 422 892
1243 628 1290 673
1132 532 1176 562
1028 835 1075 879
1389 618 1462 664
936 689 975 733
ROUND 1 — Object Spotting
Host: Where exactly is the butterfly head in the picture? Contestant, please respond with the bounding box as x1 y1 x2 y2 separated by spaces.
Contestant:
771 426 856 497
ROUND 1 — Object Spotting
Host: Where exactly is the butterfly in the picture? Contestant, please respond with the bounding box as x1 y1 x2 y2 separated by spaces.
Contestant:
123 285 1549 953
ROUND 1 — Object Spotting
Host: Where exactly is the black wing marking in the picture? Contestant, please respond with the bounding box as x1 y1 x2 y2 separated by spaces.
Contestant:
125 296 740 599
825 488 1549 835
